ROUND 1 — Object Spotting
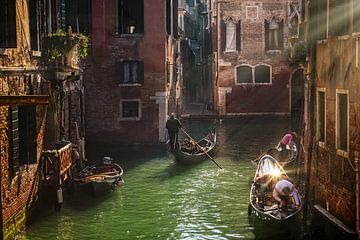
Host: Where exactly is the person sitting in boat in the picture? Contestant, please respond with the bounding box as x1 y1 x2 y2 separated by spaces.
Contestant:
276 132 297 161
272 179 296 209
181 138 200 154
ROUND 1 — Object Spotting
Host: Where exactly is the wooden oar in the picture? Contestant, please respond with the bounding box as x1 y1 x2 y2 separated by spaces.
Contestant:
180 128 222 169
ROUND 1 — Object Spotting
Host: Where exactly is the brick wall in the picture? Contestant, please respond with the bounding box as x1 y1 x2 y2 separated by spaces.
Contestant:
308 36 360 231
85 0 167 144
0 1 46 239
217 0 294 114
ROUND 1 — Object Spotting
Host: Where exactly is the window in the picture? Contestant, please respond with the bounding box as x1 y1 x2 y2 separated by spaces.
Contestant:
0 0 17 48
119 99 141 120
317 89 326 143
166 0 178 37
116 61 144 85
265 18 283 50
65 0 91 34
10 106 37 174
236 65 252 83
29 0 40 51
236 64 271 84
336 90 349 155
254 65 271 83
221 18 240 52
118 0 144 34
46 0 58 34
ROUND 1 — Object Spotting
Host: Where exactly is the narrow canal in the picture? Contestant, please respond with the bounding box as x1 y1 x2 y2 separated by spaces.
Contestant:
21 117 296 240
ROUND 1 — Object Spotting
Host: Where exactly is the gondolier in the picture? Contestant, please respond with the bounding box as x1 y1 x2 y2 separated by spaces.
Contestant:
166 113 182 152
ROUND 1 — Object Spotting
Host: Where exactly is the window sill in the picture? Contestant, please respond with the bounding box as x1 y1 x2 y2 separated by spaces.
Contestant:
336 149 349 158
115 33 144 38
119 83 142 87
337 35 351 41
265 50 281 53
118 117 141 121
223 50 238 53
352 32 360 37
235 82 272 85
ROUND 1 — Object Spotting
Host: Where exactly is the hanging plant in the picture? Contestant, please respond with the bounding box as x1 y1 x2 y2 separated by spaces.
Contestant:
43 29 89 64
287 40 307 65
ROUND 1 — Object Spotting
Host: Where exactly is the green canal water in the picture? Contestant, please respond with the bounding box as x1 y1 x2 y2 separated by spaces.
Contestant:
20 118 295 240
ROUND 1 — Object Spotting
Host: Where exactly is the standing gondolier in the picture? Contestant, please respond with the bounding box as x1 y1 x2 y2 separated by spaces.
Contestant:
166 113 182 152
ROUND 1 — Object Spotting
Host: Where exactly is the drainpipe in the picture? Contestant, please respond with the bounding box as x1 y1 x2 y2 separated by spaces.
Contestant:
354 150 360 239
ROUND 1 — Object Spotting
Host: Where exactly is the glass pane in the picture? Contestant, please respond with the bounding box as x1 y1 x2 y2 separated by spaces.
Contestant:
236 66 252 83
122 101 139 118
254 65 270 83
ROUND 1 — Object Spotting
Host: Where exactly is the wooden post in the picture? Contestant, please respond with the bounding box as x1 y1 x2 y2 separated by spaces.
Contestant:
354 150 360 239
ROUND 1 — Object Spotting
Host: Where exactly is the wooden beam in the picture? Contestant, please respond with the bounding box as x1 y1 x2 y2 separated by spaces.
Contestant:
0 95 50 105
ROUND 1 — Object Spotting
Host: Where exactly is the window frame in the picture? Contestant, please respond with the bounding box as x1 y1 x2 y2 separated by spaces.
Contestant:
235 64 272 85
119 99 142 121
117 60 144 86
316 88 326 147
335 89 349 158
117 0 144 35
225 18 237 52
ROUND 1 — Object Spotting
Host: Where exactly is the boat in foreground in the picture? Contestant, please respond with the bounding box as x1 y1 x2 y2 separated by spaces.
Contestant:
74 157 124 195
248 155 302 237
174 128 216 165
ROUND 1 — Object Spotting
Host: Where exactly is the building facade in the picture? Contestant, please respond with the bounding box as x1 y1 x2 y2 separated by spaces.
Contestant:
303 0 360 238
0 0 88 238
213 0 303 116
85 0 178 145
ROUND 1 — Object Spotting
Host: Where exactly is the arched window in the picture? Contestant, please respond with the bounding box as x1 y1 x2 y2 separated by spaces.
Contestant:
226 18 236 52
254 65 271 83
236 65 252 83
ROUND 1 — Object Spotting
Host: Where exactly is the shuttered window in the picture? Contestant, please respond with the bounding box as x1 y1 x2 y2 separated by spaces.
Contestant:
116 61 144 85
317 90 325 142
236 65 252 84
10 106 37 175
254 65 271 83
0 0 17 48
336 92 348 152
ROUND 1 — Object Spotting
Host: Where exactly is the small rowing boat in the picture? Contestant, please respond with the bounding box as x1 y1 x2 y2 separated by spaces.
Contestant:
74 157 124 195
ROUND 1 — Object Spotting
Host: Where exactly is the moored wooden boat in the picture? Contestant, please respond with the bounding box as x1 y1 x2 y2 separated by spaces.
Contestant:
74 157 124 195
248 155 302 237
174 128 216 165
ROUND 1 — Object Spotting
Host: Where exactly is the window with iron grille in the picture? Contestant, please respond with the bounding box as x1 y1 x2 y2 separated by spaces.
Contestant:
9 106 37 175
119 99 141 120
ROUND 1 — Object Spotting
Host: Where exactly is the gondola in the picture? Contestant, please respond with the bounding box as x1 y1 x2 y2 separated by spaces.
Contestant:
266 140 298 166
248 155 302 238
174 128 216 165
74 157 124 195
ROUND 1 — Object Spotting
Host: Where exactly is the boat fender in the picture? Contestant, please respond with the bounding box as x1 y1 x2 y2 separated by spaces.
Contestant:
57 188 64 204
248 204 252 216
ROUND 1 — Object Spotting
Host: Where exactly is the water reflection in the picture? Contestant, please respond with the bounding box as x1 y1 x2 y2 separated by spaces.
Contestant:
21 117 297 240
